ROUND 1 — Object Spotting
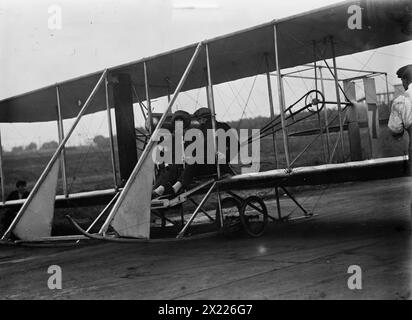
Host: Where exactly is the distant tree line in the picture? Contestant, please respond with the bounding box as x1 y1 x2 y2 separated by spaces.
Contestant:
8 136 113 154
10 141 60 154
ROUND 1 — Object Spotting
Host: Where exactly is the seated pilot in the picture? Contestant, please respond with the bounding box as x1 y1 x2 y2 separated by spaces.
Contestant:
178 107 235 188
152 107 236 198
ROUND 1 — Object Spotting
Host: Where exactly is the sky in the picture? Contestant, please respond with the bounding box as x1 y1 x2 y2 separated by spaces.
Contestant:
0 0 411 150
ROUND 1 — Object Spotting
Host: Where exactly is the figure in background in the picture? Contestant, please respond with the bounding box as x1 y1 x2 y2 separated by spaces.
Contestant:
0 180 30 236
388 64 412 171
6 180 29 201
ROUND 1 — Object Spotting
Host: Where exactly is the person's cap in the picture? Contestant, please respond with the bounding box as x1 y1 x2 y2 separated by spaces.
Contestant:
396 64 412 79
193 107 211 119
171 110 191 128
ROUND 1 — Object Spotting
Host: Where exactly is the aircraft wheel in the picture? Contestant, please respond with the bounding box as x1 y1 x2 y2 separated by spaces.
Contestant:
216 197 242 235
240 196 268 237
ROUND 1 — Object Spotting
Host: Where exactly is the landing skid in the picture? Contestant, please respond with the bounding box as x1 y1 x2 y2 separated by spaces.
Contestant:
1 236 89 247
66 215 218 243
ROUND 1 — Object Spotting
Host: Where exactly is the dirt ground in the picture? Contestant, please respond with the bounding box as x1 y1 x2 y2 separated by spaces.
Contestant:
0 176 411 300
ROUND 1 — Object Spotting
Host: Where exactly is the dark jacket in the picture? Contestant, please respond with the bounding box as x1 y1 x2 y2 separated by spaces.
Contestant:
6 190 29 201
200 119 237 164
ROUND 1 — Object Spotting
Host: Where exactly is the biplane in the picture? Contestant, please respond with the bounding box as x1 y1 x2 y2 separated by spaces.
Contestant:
0 0 411 245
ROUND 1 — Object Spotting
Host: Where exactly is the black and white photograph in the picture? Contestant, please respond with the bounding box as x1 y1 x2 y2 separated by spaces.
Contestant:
0 0 411 303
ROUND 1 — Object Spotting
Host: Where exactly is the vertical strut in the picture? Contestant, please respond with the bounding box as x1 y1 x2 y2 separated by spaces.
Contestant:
385 73 390 107
177 182 216 238
312 43 327 163
205 44 220 178
330 36 345 161
318 66 331 160
0 127 5 204
264 53 279 168
166 77 171 103
274 186 282 220
205 43 223 228
104 74 118 190
273 23 291 168
144 62 153 134
56 85 68 197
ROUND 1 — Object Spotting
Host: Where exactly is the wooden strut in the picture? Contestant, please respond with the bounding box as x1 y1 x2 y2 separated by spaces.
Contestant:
269 24 312 222
270 185 312 221
330 36 345 161
67 214 218 243
177 182 216 239
131 84 148 121
264 53 279 169
144 61 153 134
318 66 331 160
312 42 327 164
188 198 215 222
384 73 390 107
104 74 119 190
99 42 203 236
312 41 351 163
0 127 5 204
56 85 68 197
76 192 121 244
1 69 108 241
205 43 224 229
273 23 291 168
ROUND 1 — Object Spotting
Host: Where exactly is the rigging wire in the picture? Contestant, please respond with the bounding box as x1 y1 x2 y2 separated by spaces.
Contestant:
195 87 201 111
237 73 260 129
66 115 108 194
221 55 265 124
225 77 258 119
353 50 377 77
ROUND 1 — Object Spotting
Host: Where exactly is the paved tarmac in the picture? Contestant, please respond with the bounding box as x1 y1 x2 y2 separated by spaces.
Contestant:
0 177 411 299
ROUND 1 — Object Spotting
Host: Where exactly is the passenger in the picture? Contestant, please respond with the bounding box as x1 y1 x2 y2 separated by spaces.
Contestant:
152 110 192 198
388 64 412 170
176 107 236 193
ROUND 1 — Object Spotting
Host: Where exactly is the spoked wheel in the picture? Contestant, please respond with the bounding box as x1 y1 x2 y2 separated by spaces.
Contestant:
216 197 243 235
240 196 268 237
